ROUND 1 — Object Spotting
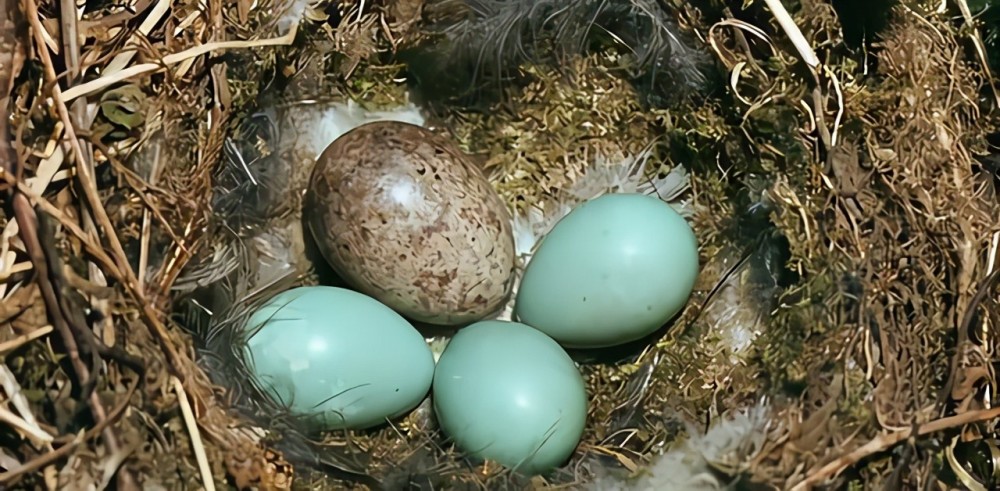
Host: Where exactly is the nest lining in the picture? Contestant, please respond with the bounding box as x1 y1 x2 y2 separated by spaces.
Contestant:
2 0 1000 489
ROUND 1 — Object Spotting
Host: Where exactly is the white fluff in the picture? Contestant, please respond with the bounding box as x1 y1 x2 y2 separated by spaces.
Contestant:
276 99 426 161
710 280 763 360
510 146 692 263
588 402 774 491
511 202 571 259
276 0 312 35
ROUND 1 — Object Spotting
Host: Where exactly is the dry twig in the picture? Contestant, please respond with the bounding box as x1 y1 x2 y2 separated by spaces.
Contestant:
0 377 140 486
23 0 184 380
792 406 1000 490
172 376 217 491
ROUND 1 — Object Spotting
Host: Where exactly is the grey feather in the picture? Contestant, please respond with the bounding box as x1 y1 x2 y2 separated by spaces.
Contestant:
415 0 711 105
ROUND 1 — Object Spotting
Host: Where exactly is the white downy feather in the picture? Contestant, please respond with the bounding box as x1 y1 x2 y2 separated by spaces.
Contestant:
588 402 774 491
510 146 692 264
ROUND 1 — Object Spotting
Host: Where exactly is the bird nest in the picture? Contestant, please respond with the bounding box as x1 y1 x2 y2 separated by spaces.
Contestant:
2 0 1000 489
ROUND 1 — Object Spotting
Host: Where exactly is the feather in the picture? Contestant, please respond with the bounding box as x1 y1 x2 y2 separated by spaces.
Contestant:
416 0 711 104
171 99 435 483
587 401 775 490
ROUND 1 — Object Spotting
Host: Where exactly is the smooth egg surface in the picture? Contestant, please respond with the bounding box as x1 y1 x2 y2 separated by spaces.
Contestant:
432 320 588 474
244 286 435 431
305 121 516 326
515 193 699 348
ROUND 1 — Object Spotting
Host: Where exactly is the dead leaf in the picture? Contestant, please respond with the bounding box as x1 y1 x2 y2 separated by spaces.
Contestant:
225 442 293 491
0 283 40 325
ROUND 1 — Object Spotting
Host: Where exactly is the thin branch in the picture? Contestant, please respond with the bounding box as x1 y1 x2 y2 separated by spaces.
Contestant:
792 406 1000 490
172 376 217 491
760 0 818 68
24 0 185 379
0 377 140 486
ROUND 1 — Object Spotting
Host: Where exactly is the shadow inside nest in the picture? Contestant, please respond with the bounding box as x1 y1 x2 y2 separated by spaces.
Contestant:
164 100 570 489
399 0 719 111
157 0 802 488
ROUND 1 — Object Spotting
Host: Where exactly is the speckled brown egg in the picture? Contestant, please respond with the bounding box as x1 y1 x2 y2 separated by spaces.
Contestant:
305 121 516 326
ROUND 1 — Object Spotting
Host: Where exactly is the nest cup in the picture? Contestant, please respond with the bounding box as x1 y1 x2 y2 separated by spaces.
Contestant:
173 14 692 491
165 1 777 488
5 0 998 487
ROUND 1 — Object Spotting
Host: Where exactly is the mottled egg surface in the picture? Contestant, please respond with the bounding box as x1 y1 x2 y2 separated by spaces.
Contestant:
305 121 516 326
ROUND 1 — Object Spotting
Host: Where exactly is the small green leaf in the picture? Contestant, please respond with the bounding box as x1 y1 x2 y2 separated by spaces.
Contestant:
99 84 147 129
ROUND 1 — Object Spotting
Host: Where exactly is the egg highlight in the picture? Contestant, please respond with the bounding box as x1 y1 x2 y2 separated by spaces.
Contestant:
305 121 516 326
432 320 588 475
515 193 699 348
243 286 435 431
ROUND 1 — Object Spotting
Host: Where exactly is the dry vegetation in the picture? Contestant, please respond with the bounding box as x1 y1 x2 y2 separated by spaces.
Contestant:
2 0 1000 489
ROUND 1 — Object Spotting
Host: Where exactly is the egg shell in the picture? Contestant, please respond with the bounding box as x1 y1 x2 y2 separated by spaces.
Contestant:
515 193 699 348
243 286 435 431
432 320 588 475
305 121 516 326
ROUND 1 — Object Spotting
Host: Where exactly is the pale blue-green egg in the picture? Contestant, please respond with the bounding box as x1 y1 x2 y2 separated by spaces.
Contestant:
243 286 435 431
515 193 699 349
432 320 588 475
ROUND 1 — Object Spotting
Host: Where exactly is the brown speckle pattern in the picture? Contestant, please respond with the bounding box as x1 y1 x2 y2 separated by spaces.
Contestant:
305 121 516 325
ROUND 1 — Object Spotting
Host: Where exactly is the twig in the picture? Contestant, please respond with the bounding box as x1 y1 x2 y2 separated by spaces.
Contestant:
59 0 80 80
0 431 85 487
0 377 139 486
137 142 161 289
10 194 136 487
760 0 819 68
61 26 300 102
0 406 54 445
0 261 32 281
89 137 186 250
988 231 999 276
0 144 69 289
172 376 217 491
0 363 51 444
24 0 185 379
791 406 1000 490
952 0 1000 109
11 194 91 401
759 0 841 157
935 269 1000 410
0 325 54 355
101 0 171 76
0 170 127 294
23 3 146 487
0 0 22 301
18 192 123 279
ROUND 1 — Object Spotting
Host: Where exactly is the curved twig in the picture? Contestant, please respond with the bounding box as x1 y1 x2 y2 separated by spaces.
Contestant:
792 406 1000 490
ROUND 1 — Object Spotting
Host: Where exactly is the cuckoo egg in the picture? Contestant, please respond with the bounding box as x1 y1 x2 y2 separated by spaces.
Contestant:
305 121 516 326
243 286 435 431
432 320 588 474
515 193 699 349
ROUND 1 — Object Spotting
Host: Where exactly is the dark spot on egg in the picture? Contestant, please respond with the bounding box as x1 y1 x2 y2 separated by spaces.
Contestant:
305 121 516 326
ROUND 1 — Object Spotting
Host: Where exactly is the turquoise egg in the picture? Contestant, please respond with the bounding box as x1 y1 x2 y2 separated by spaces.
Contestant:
432 320 588 474
243 286 435 431
515 193 699 348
